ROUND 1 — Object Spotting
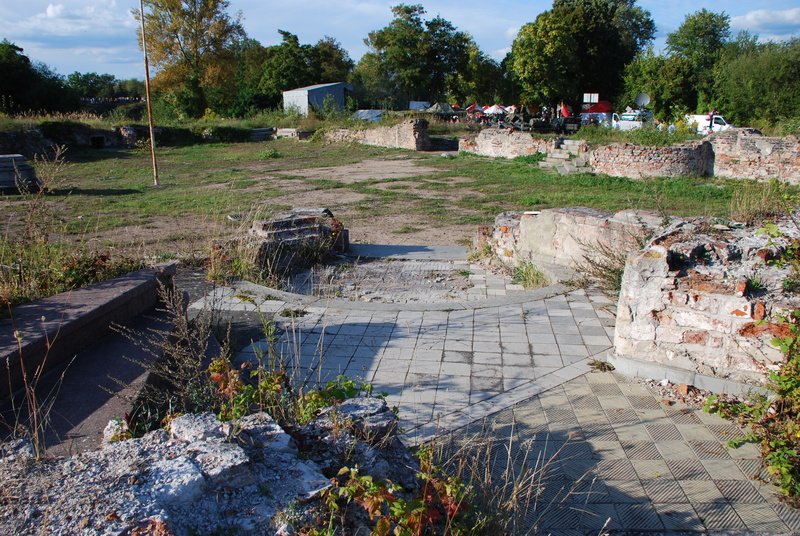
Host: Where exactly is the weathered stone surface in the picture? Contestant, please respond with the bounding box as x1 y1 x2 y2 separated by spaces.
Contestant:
458 128 553 158
324 119 431 150
169 412 226 442
614 216 800 385
489 207 664 282
458 127 800 184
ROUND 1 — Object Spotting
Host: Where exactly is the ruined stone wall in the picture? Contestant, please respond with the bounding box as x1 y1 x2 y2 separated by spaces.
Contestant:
589 141 713 178
613 219 799 386
710 129 800 185
458 129 553 158
325 119 431 150
490 207 661 281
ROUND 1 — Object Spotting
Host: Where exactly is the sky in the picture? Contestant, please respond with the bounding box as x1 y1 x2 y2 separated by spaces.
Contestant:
0 0 798 80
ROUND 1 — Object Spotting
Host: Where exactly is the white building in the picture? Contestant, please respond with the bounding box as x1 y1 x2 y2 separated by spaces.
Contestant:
282 82 352 116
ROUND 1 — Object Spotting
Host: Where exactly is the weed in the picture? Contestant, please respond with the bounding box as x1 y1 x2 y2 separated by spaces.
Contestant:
589 359 615 372
259 147 283 159
730 180 782 225
512 260 549 289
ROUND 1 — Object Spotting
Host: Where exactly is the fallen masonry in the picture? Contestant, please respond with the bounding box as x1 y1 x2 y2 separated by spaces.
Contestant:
0 397 414 535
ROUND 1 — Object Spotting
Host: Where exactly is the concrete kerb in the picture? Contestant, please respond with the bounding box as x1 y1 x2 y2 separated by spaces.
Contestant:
189 279 574 314
0 262 177 400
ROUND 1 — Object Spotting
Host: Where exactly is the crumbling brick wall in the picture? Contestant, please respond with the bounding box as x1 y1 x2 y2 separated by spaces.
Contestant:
614 220 799 385
711 129 800 185
325 119 430 150
589 141 714 178
458 129 553 158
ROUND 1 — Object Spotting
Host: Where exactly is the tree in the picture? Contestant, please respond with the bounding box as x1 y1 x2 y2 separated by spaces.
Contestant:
258 30 317 107
358 4 470 107
510 0 654 106
312 37 354 83
136 0 246 117
666 9 730 110
0 40 77 113
713 38 800 126
66 72 118 100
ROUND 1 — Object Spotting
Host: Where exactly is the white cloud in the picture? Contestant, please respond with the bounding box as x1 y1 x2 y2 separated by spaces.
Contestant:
4 0 136 39
505 26 520 40
731 8 800 40
491 47 511 61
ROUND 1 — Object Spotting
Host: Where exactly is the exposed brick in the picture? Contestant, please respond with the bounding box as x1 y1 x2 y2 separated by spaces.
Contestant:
683 331 709 345
752 302 766 321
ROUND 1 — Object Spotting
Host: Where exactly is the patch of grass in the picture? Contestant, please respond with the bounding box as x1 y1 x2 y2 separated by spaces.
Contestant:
512 260 549 289
393 224 419 234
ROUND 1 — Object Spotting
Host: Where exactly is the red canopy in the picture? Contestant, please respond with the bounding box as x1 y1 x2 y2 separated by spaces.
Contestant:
585 100 613 113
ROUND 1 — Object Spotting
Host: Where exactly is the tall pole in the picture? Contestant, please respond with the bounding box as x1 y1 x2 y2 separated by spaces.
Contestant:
139 0 159 187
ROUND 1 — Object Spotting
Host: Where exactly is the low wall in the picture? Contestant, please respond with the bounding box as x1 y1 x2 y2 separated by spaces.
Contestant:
489 207 661 281
459 128 800 183
458 129 553 158
711 129 800 184
613 219 800 387
325 119 431 151
590 141 713 178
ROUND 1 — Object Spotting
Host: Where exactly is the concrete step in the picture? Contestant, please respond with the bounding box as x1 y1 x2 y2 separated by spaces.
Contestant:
548 150 571 159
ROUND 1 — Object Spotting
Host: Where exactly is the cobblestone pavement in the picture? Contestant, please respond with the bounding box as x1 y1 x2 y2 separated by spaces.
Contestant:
187 245 798 534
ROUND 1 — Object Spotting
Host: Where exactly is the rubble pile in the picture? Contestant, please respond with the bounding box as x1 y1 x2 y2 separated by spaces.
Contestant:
0 397 411 535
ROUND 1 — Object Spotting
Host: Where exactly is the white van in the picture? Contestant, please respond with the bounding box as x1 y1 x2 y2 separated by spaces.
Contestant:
686 114 732 134
615 110 653 131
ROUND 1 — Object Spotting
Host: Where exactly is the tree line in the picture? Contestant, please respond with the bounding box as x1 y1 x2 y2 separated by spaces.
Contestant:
1 1 798 132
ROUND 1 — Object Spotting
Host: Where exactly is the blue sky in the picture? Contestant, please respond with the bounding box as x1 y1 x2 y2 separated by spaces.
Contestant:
0 0 798 79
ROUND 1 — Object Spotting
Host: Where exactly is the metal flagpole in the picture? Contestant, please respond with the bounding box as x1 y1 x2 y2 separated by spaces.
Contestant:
139 0 159 187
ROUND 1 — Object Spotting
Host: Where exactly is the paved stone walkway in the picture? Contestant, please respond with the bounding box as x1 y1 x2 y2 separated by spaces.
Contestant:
188 244 798 533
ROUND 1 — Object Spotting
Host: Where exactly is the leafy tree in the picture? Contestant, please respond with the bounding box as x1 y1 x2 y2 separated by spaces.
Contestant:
258 30 317 107
447 43 506 105
666 9 730 111
510 0 654 106
358 4 470 107
135 0 246 117
713 38 800 126
66 72 118 100
0 40 77 113
312 36 354 83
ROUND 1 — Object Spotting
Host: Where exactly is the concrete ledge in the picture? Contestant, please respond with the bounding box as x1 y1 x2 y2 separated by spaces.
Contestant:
0 262 177 400
606 353 770 398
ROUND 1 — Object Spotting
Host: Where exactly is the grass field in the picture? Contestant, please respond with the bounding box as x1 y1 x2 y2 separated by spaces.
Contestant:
1 137 790 258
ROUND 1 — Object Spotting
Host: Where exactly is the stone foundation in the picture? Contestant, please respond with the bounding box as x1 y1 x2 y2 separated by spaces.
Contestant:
325 119 431 150
489 207 662 281
613 217 800 386
460 128 800 183
458 129 553 158
711 129 800 184
590 141 713 178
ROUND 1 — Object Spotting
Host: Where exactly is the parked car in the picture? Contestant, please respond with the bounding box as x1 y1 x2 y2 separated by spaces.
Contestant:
686 114 733 134
615 110 653 131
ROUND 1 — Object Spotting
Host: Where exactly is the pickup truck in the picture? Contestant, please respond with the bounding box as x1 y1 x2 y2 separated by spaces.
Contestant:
686 114 732 134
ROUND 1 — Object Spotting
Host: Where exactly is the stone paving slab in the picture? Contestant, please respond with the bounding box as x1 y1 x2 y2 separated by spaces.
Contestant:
185 246 799 533
445 372 794 534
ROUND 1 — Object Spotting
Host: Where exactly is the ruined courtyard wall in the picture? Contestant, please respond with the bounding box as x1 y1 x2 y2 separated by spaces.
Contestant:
489 208 660 280
458 128 800 183
325 119 431 151
613 222 798 387
589 141 713 178
710 129 800 185
458 129 553 158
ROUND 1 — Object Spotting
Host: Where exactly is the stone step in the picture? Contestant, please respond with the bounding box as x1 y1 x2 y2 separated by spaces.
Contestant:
250 128 274 142
548 150 571 159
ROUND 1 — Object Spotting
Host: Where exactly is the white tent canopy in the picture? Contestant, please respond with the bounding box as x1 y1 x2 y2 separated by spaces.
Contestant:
483 104 507 115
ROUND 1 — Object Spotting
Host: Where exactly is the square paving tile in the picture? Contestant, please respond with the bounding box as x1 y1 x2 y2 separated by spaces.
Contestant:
606 479 649 503
679 480 726 503
643 479 688 503
616 503 665 530
666 459 710 480
689 440 731 460
621 441 662 460
733 503 791 532
593 459 638 480
654 503 704 531
700 459 748 480
694 501 746 530
646 423 683 441
714 479 766 503
631 459 672 480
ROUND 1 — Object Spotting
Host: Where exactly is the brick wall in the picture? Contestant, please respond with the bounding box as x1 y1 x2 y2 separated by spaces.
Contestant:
459 129 553 158
325 119 431 151
589 141 714 178
711 129 800 185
